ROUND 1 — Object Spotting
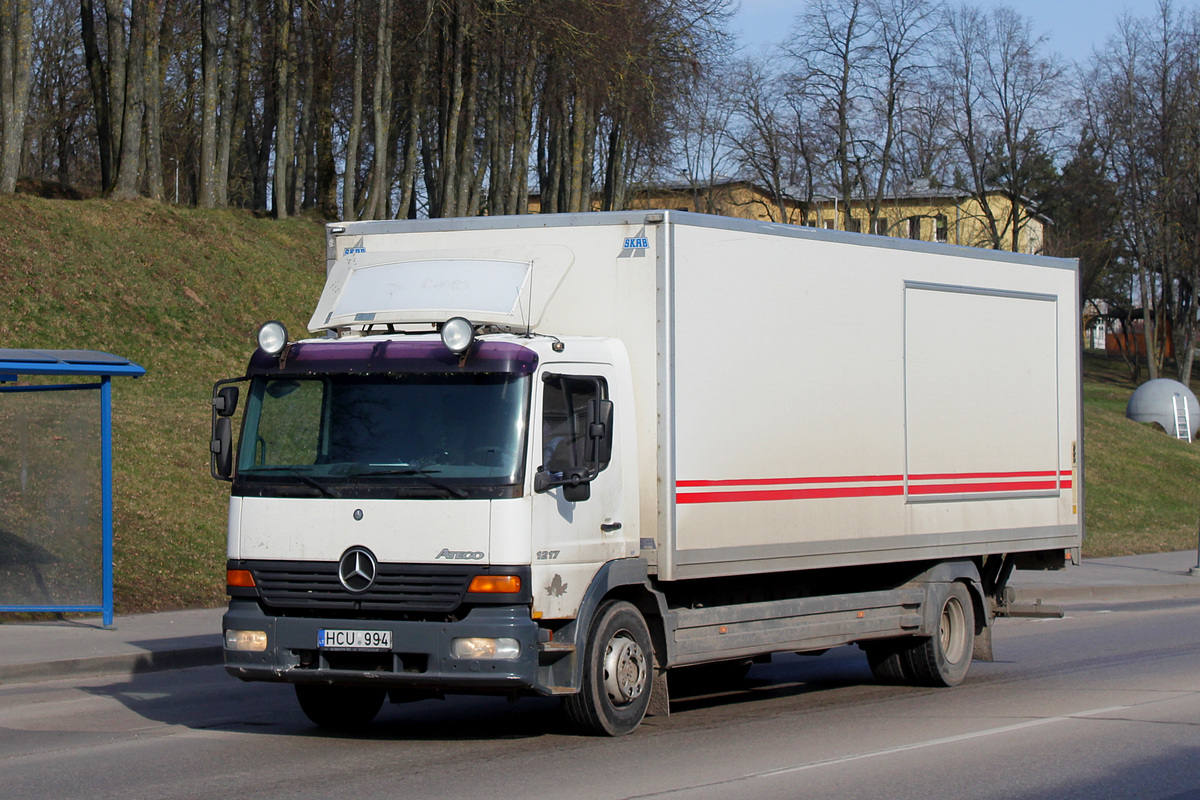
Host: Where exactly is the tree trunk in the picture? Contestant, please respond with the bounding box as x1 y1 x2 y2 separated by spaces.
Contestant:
0 0 33 193
292 0 312 214
342 0 364 221
111 0 145 199
440 7 468 218
143 0 165 200
104 0 128 172
297 0 316 210
505 47 535 215
396 0 432 221
80 0 114 190
363 0 394 220
272 0 292 218
199 0 220 206
215 0 243 207
312 0 340 218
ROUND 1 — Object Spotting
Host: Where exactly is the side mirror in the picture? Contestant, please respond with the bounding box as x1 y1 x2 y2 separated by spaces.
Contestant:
562 468 591 503
212 417 233 479
214 386 239 417
211 379 244 481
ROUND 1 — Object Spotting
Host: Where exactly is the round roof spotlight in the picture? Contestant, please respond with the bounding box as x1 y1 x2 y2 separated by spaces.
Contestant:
257 320 289 356
441 317 475 355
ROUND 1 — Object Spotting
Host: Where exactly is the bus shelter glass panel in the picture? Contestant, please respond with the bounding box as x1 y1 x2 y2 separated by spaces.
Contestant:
0 386 102 607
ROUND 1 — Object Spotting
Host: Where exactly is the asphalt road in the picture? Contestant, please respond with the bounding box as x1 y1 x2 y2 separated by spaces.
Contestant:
2 598 1199 800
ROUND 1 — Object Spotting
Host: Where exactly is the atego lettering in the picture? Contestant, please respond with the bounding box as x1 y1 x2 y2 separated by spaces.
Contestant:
435 548 485 560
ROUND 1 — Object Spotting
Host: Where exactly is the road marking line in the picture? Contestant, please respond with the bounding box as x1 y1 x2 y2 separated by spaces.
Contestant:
627 705 1128 799
754 705 1128 778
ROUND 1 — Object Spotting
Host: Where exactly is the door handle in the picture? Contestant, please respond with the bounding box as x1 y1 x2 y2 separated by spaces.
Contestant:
600 522 622 533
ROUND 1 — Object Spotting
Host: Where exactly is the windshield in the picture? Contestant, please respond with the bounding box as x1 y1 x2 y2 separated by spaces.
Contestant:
235 372 530 499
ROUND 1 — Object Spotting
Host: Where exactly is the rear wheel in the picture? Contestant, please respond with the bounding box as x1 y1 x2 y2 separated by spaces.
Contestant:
295 684 386 731
563 600 654 736
906 582 975 687
863 640 912 684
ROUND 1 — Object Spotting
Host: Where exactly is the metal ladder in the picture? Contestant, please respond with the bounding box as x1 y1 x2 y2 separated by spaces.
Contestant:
1173 394 1192 442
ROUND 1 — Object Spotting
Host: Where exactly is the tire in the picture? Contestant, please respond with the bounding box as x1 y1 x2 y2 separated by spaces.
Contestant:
863 639 912 685
295 684 386 731
906 582 975 687
563 600 654 736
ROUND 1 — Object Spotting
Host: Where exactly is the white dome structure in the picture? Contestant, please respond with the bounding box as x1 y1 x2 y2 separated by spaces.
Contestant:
1126 378 1200 441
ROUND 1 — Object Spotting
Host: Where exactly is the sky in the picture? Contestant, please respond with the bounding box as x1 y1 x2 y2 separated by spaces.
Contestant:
731 0 1147 65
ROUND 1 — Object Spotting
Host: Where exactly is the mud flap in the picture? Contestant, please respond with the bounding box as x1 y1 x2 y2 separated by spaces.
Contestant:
647 664 670 717
972 623 994 662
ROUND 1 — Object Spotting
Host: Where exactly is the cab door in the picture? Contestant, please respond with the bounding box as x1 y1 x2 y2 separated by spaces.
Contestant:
530 364 625 618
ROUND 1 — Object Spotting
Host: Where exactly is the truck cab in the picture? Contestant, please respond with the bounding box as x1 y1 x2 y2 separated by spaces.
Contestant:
217 324 646 731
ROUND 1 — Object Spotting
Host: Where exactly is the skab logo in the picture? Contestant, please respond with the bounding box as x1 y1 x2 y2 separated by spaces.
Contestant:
343 237 367 256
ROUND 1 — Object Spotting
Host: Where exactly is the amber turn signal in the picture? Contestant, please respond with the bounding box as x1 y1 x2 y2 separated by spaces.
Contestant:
467 575 521 594
227 569 256 588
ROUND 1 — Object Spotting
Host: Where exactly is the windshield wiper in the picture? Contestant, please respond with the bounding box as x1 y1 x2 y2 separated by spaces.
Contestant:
239 466 340 498
349 467 469 499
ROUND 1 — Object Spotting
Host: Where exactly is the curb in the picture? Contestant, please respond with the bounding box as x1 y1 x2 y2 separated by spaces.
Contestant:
0 645 223 686
1010 583 1200 606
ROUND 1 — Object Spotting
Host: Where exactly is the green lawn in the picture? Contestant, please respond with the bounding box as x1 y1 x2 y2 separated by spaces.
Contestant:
1081 352 1200 556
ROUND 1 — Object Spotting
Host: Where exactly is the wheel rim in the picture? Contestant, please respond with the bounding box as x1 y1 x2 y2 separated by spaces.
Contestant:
602 630 648 706
940 595 969 664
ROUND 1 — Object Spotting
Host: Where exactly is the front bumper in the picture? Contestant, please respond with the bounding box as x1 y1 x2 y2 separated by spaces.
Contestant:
223 600 545 695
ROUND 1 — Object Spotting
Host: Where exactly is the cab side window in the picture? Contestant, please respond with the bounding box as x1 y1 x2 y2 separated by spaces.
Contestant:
542 375 608 473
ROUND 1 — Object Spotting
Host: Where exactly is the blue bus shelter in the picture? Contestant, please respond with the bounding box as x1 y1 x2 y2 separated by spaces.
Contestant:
0 350 145 627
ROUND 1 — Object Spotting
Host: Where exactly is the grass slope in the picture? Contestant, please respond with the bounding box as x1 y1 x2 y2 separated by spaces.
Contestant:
1081 353 1200 556
0 196 325 612
0 195 1194 613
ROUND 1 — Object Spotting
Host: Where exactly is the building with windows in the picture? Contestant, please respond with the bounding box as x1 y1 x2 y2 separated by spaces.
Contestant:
575 177 1052 255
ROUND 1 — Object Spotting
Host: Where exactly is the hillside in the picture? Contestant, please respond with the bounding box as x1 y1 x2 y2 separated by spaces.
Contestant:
1080 353 1200 556
0 195 326 612
0 195 1195 614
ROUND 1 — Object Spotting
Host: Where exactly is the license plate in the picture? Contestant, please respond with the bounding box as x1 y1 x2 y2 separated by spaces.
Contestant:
317 629 392 651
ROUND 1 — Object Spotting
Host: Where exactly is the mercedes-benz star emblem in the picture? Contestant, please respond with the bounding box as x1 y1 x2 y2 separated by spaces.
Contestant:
338 546 377 593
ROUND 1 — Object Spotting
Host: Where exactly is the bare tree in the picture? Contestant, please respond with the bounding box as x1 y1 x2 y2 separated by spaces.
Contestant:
786 0 873 229
858 0 940 229
671 64 737 213
727 57 801 223
1084 0 1200 382
939 3 1064 250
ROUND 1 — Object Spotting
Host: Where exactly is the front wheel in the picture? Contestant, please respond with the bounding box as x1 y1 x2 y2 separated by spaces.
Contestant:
563 600 655 736
295 684 386 731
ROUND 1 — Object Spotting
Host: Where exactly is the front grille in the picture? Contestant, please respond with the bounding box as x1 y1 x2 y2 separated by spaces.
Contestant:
248 561 472 613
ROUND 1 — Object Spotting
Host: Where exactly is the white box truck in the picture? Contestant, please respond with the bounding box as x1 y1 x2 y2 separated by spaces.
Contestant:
212 211 1082 735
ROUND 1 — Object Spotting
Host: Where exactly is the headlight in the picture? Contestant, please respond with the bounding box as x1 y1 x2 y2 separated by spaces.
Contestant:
257 320 288 355
225 629 268 652
451 637 521 660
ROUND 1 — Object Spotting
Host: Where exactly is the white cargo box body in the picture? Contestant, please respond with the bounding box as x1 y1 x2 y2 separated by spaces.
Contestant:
321 211 1082 582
